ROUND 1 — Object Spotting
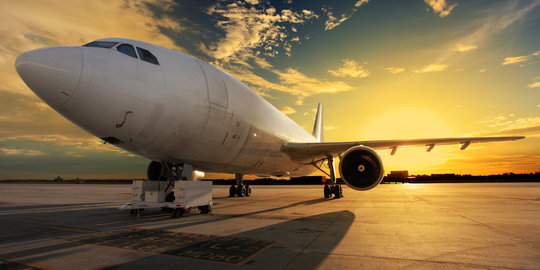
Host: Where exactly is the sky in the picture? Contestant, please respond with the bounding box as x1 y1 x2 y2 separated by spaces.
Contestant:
0 0 539 179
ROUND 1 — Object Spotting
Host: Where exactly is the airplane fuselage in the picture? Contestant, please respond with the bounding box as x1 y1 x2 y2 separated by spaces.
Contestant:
18 38 317 177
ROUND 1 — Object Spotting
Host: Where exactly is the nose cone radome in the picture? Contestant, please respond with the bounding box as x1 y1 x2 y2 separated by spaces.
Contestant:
15 47 83 108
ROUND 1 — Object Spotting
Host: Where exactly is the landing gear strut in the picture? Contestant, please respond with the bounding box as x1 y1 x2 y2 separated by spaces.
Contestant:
315 155 343 199
229 173 251 197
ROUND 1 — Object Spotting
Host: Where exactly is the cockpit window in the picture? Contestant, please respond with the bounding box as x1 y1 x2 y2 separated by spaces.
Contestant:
117 44 137 58
136 47 159 65
82 41 118 48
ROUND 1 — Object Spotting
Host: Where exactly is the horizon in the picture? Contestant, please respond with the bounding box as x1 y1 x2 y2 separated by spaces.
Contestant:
2 171 538 181
1 0 539 179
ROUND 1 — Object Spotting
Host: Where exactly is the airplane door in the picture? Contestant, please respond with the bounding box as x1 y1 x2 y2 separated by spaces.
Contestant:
197 60 228 108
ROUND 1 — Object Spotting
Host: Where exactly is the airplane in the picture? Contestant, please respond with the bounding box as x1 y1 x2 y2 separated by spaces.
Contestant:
15 38 524 199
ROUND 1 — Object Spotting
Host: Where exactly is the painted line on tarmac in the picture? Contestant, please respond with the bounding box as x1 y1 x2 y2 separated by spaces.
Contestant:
44 225 96 233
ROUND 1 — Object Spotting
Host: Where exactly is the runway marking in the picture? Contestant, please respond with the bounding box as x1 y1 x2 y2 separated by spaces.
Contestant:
45 225 96 233
62 227 277 265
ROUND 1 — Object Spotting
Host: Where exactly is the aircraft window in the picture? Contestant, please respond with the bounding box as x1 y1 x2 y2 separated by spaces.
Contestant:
82 41 118 48
136 47 159 65
117 44 137 58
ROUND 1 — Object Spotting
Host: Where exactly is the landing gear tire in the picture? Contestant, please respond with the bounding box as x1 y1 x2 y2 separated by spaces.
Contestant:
229 185 237 197
245 185 252 197
324 185 331 198
333 185 343 198
237 185 246 197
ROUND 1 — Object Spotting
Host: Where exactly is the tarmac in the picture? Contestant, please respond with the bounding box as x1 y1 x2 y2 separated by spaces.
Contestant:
0 183 538 269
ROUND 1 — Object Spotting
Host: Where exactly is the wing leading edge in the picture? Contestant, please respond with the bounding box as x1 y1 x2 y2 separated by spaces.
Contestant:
282 136 525 163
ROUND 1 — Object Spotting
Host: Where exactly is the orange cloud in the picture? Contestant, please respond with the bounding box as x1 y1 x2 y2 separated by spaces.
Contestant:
454 43 477 52
279 106 297 115
414 64 448 73
0 0 185 95
502 51 540 66
328 59 370 78
384 67 406 74
424 0 457 18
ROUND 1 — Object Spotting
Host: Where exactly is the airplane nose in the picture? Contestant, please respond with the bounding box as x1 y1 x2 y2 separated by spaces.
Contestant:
15 47 83 108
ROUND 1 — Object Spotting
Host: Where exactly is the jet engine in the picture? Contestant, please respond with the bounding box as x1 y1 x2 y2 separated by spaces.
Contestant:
339 146 384 190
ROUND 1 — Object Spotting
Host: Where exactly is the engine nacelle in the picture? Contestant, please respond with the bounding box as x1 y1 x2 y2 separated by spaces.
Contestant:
339 146 384 190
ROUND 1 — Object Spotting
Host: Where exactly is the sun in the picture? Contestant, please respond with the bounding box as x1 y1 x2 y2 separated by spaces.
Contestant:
360 108 459 174
361 107 456 140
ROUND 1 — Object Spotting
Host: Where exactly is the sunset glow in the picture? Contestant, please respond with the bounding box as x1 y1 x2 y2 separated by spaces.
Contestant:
0 0 538 179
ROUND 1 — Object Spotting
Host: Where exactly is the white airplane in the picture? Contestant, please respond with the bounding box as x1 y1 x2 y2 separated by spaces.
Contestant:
15 38 524 199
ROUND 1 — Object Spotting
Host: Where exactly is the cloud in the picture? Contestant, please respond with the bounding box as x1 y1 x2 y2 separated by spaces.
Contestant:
279 106 296 115
323 8 352 31
479 115 540 137
204 2 314 60
454 43 477 52
220 59 353 102
322 1 369 31
328 59 370 78
432 154 540 174
276 68 354 97
0 137 148 179
424 0 457 18
528 82 540 88
384 67 406 74
414 64 448 73
0 148 44 156
354 0 369 7
435 2 540 65
503 51 540 66
0 0 185 95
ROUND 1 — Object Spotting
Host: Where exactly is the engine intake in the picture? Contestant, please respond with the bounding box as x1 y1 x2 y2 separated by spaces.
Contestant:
339 146 384 190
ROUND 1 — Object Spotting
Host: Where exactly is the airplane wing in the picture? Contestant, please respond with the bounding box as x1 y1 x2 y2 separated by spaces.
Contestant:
282 136 525 163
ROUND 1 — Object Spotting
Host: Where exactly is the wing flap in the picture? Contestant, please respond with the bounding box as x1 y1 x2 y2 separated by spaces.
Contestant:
282 136 525 163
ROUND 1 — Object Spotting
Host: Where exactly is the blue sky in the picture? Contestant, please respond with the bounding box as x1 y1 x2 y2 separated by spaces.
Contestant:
0 0 539 179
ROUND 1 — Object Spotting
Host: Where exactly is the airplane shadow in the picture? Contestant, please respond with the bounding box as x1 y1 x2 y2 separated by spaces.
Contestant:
103 210 355 269
0 198 354 269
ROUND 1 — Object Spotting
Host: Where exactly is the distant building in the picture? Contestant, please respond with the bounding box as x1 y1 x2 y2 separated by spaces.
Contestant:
388 171 409 179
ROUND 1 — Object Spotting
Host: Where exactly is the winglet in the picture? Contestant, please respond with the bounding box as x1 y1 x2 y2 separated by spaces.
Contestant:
312 103 324 142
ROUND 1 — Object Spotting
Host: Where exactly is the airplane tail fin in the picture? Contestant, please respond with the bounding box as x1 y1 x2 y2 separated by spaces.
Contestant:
312 103 324 142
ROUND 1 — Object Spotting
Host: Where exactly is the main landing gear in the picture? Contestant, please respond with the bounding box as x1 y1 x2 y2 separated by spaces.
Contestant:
229 173 251 197
313 155 343 199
